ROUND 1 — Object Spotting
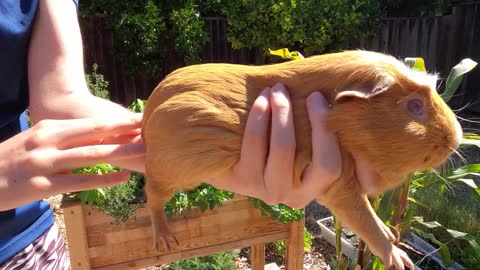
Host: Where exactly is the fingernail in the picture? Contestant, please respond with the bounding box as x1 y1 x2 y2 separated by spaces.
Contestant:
255 87 271 110
260 87 271 97
271 83 286 95
271 83 290 104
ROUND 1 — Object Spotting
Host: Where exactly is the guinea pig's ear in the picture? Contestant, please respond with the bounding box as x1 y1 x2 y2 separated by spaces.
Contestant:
335 74 395 103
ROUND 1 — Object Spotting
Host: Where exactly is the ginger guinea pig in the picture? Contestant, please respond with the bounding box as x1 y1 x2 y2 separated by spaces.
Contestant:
141 50 462 269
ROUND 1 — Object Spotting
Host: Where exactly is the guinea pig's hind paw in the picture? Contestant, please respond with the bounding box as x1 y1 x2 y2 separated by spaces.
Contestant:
155 231 179 252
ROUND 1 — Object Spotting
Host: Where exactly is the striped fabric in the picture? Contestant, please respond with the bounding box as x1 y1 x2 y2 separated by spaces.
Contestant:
0 223 71 270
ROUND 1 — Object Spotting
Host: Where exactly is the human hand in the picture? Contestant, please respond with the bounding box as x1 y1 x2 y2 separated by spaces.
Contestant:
380 244 415 270
95 112 146 173
209 83 342 208
0 115 145 211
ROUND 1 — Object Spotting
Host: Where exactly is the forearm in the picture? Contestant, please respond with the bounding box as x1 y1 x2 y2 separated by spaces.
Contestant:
31 91 134 122
27 0 134 123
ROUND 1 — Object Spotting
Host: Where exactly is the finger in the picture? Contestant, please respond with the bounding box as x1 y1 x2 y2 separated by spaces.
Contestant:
395 254 405 270
239 87 271 172
301 92 341 195
109 156 146 173
45 171 131 195
400 250 415 269
57 114 143 148
51 143 146 172
101 129 143 145
72 130 142 149
264 83 296 201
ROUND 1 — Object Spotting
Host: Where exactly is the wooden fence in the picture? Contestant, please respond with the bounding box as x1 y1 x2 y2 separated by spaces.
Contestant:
349 3 480 111
79 3 480 111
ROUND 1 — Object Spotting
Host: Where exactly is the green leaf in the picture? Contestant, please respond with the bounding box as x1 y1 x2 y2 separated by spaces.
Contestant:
458 178 479 189
416 220 443 229
407 197 431 209
370 256 385 270
442 58 478 102
404 57 426 72
411 227 443 246
438 242 453 267
446 229 480 255
79 190 103 205
461 138 480 148
128 99 147 113
447 164 480 180
463 132 480 140
377 188 397 221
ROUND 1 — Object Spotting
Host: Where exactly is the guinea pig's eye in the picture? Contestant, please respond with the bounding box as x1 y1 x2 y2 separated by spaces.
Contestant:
406 98 426 121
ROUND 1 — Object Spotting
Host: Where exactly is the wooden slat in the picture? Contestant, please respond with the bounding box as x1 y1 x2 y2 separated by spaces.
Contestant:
86 209 283 248
285 218 305 270
62 196 304 270
92 231 286 270
250 244 265 270
88 220 287 267
63 203 91 270
84 195 246 227
72 196 289 268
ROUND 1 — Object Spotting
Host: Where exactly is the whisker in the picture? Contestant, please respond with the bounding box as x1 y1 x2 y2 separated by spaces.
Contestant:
456 115 480 124
449 156 456 168
450 146 468 165
436 79 445 91
453 101 472 113
432 169 455 192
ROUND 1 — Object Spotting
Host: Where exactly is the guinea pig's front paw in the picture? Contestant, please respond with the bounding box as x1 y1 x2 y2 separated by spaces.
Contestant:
380 245 415 270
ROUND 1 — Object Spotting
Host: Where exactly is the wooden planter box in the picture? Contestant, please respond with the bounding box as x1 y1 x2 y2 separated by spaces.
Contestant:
61 195 304 270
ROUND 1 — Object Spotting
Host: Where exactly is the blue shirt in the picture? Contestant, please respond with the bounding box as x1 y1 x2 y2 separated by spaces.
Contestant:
0 0 78 264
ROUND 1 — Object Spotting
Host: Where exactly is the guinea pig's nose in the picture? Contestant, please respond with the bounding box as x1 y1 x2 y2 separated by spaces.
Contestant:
453 119 463 149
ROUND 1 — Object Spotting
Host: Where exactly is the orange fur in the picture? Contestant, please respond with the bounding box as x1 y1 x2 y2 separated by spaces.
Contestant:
142 50 461 264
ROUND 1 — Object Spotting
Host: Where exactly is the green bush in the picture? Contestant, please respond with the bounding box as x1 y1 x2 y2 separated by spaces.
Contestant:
214 0 382 56
85 63 110 100
78 0 208 77
168 250 240 270
268 227 313 257
168 2 209 65
78 1 385 77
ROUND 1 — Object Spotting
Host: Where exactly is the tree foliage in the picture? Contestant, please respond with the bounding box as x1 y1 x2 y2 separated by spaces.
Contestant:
78 0 208 76
78 0 385 76
76 0 479 81
218 0 383 55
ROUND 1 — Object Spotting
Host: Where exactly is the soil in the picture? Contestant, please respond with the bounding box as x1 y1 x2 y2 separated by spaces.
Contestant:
400 236 446 270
